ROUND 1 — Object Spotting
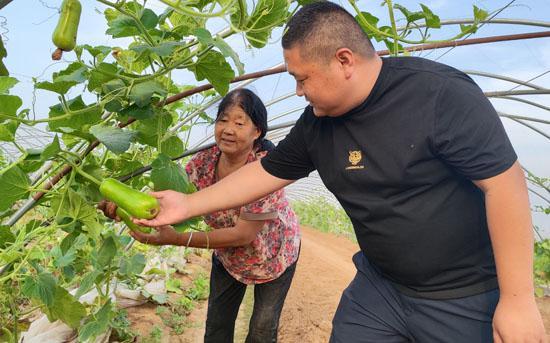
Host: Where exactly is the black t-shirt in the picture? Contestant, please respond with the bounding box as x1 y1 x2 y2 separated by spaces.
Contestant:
261 56 517 299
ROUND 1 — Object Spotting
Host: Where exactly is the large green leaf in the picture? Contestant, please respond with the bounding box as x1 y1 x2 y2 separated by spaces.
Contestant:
75 44 112 61
41 135 61 161
0 225 15 249
420 4 441 28
130 41 187 57
190 50 234 95
151 153 196 194
129 81 167 107
0 38 8 76
75 270 102 299
0 94 22 117
88 63 119 92
245 0 289 48
136 109 173 147
48 96 102 133
0 166 30 212
43 286 87 329
51 190 102 236
53 62 88 84
97 236 117 267
169 10 205 37
119 253 146 276
0 76 18 94
119 104 155 120
79 300 113 342
0 120 18 142
90 125 136 154
194 28 245 75
35 80 78 95
160 135 184 157
22 273 57 308
106 15 141 38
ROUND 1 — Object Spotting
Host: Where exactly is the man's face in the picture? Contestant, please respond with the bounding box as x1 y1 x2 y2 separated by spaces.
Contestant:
284 46 347 117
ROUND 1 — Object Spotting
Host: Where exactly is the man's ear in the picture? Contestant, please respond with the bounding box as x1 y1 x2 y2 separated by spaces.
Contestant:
335 48 355 78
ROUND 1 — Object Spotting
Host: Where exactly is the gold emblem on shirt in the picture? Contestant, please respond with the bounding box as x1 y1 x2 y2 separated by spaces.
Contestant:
346 150 365 170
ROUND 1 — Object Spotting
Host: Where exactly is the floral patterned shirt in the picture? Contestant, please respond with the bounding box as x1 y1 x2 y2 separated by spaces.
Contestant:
185 145 301 284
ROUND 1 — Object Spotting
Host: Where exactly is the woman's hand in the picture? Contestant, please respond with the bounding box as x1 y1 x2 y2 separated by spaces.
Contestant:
128 225 182 246
133 190 190 227
98 200 120 221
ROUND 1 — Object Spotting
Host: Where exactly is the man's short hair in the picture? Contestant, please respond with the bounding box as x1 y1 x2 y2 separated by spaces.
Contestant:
282 1 375 63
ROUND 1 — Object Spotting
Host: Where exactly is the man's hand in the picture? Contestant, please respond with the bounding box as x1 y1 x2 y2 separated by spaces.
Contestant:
128 225 181 246
98 200 120 221
133 190 190 227
493 295 548 342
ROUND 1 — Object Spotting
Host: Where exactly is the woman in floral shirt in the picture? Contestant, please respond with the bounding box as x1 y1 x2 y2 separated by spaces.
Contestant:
125 89 301 343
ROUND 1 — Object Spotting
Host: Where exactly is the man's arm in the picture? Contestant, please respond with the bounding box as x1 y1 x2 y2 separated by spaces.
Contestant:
135 160 293 227
473 161 547 342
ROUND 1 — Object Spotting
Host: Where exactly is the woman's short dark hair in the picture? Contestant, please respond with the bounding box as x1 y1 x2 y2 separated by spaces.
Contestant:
216 88 274 152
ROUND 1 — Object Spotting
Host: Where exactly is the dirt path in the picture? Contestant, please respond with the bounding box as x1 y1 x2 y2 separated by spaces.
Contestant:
277 226 358 342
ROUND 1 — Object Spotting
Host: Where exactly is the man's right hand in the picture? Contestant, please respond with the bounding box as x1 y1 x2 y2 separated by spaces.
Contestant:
133 190 190 227
98 200 120 221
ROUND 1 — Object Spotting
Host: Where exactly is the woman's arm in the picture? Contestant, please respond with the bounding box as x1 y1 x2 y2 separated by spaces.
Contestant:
129 217 265 249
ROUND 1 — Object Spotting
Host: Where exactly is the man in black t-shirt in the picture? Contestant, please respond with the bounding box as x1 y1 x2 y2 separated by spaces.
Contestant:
136 2 547 342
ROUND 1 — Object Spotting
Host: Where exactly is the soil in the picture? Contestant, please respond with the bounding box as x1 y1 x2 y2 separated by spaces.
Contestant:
126 226 550 342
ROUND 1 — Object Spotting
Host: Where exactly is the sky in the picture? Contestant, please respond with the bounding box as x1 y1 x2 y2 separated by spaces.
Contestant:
1 0 549 236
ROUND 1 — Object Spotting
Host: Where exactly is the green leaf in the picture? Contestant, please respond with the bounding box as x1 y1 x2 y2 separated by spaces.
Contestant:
420 4 440 28
194 28 214 45
160 135 184 157
140 8 159 29
0 225 15 249
53 62 88 84
50 190 102 236
88 63 119 92
76 270 102 299
0 76 18 94
48 96 102 133
51 245 76 268
22 273 57 307
166 278 183 294
119 253 146 276
136 109 172 147
97 236 117 267
101 78 126 96
0 94 22 117
76 44 112 61
245 0 289 48
90 124 136 154
35 80 78 95
41 135 61 161
473 5 489 22
460 24 477 35
393 4 424 22
130 41 187 57
129 81 167 107
151 153 195 194
190 50 234 95
106 15 141 38
0 166 30 212
0 120 18 142
213 37 245 75
119 104 155 120
43 286 86 329
79 300 113 342
169 11 205 37
0 38 9 76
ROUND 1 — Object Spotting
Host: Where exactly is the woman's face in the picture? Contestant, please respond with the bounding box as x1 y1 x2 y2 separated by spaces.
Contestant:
214 105 261 157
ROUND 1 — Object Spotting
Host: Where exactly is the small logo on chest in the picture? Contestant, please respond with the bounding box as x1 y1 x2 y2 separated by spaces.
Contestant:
346 150 365 170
